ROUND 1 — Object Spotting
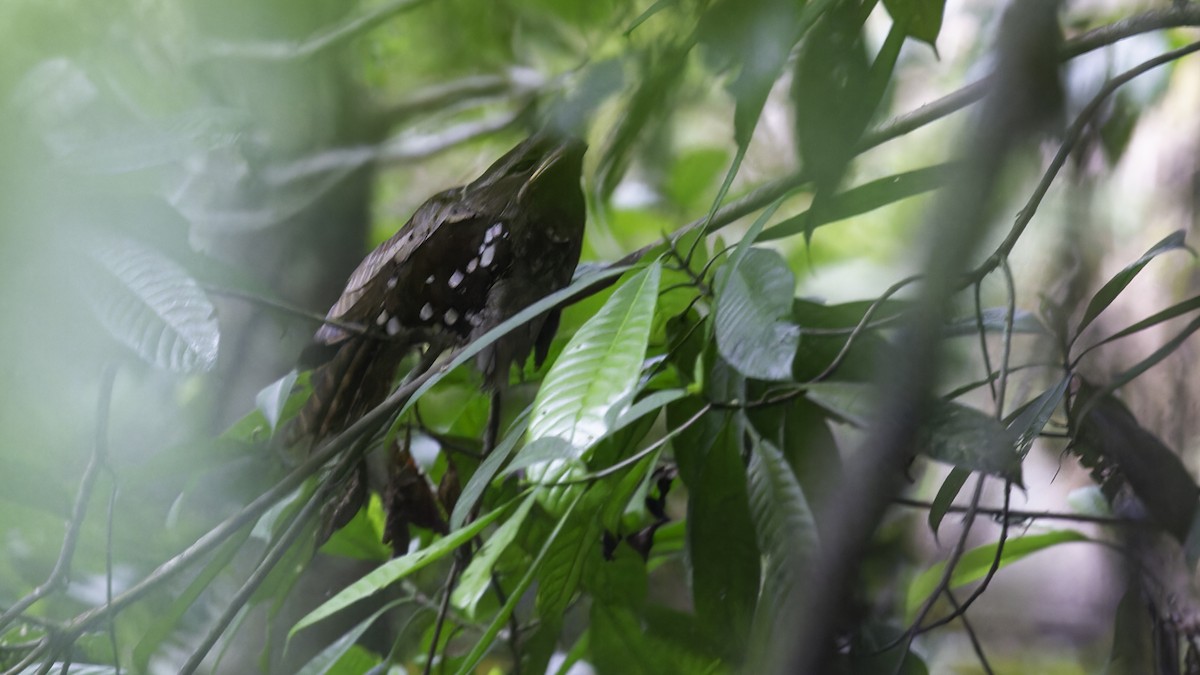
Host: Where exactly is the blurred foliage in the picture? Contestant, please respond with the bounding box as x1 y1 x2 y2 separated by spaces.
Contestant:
2 0 1200 674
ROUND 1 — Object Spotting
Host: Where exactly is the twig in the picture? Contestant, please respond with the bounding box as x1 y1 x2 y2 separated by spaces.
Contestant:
0 365 118 632
891 476 987 673
892 494 1132 526
946 590 995 675
965 39 1200 287
995 259 1017 418
177 445 355 674
916 481 1016 635
973 281 998 403
197 0 435 62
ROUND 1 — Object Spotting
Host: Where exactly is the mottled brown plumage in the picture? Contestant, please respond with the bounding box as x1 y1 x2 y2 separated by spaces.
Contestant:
293 133 587 445
290 134 586 552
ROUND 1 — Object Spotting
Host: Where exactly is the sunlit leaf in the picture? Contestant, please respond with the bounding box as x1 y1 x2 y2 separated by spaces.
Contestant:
528 263 661 451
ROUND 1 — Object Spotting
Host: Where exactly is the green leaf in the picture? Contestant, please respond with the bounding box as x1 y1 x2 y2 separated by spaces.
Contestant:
928 467 970 537
882 0 946 46
294 599 406 675
1074 230 1190 342
715 247 801 381
905 530 1089 617
528 263 661 451
504 437 580 477
290 499 512 637
536 490 606 619
80 235 220 372
449 408 531 530
1005 376 1070 457
392 265 635 438
453 491 586 675
1079 294 1200 358
688 420 759 660
451 493 536 617
746 431 818 644
804 381 878 428
757 164 952 243
594 47 686 201
806 383 1021 480
917 402 1021 482
590 602 720 675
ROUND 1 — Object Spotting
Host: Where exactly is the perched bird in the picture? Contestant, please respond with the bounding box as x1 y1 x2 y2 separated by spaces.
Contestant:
289 133 587 549
294 133 586 441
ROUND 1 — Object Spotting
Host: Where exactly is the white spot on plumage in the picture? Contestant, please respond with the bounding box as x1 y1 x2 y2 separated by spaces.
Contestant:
466 258 479 273
480 244 495 268
425 275 434 284
448 270 464 289
419 303 433 321
444 308 459 326
386 277 398 290
386 317 402 335
376 310 389 326
485 222 504 243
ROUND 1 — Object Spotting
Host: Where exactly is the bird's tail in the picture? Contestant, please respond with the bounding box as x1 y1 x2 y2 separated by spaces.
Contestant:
288 336 409 449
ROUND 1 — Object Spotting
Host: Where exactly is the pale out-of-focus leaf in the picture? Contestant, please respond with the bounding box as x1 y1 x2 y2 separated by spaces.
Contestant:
80 236 220 373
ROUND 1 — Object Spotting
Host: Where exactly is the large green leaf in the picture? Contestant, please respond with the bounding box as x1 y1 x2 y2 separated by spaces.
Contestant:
688 419 759 660
715 247 801 381
806 383 1021 480
746 431 818 642
80 236 219 372
916 402 1021 483
527 263 661 452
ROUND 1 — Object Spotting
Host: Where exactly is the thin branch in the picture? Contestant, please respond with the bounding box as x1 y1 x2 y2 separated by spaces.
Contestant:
197 0 435 62
58 358 450 641
203 284 372 337
177 445 350 675
974 281 998 403
965 39 1200 286
1063 5 1200 59
946 590 995 675
892 494 1133 526
995 259 1017 418
891 476 987 672
0 365 118 631
915 481 1015 634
